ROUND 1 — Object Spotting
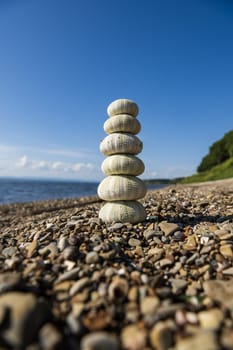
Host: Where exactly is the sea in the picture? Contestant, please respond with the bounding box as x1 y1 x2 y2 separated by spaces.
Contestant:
0 177 165 205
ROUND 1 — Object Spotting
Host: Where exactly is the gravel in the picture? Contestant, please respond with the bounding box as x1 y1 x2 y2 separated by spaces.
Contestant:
0 179 232 349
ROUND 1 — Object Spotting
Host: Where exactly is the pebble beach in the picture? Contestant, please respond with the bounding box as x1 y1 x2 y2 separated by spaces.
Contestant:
0 178 233 349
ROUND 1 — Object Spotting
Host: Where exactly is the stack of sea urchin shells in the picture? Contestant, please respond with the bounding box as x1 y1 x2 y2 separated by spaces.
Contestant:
98 98 147 224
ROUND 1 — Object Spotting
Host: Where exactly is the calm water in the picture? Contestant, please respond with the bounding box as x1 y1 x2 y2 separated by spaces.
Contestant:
0 178 99 204
0 178 166 205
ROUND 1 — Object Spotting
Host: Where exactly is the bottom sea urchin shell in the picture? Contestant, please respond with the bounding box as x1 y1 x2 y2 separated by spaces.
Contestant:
99 201 147 224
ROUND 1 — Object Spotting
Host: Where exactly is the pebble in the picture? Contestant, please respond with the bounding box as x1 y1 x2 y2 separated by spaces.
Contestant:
222 267 233 275
203 279 233 311
183 236 197 250
175 330 218 350
143 229 159 239
85 251 99 264
159 221 180 236
220 244 233 259
56 267 80 283
220 328 233 349
26 240 38 258
2 246 17 257
128 238 141 247
62 246 78 260
0 272 21 293
150 320 175 350
39 323 63 349
198 308 224 330
69 277 90 296
0 292 49 348
170 278 188 294
81 331 119 350
121 324 147 350
140 296 160 316
57 236 69 251
108 277 129 300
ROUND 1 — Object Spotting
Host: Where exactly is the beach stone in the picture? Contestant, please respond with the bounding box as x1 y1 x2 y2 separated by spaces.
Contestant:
203 279 233 311
128 238 141 247
221 328 233 349
39 323 63 349
222 267 233 275
159 258 173 268
0 272 21 293
67 313 83 335
0 292 49 348
175 310 186 326
220 244 233 259
26 240 38 258
56 267 80 283
62 246 78 260
109 223 125 231
159 221 180 236
198 308 224 330
108 277 128 300
54 280 73 292
148 247 164 258
143 229 158 240
149 320 175 350
183 236 197 251
85 251 99 264
57 237 69 251
170 279 188 294
185 311 198 324
2 246 17 257
121 324 147 350
82 309 112 331
128 286 138 302
69 277 90 296
173 231 185 241
175 330 218 350
81 331 119 350
140 296 160 316
125 302 139 322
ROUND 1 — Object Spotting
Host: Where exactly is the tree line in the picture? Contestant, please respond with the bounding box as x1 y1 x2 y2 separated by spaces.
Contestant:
197 130 233 172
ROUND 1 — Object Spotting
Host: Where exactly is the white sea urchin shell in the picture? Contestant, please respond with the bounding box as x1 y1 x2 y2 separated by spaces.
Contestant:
101 154 145 176
107 99 139 118
97 175 146 201
99 201 146 223
100 133 143 156
104 114 141 135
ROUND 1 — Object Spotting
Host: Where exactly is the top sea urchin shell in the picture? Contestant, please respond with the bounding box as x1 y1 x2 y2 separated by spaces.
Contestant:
107 99 139 118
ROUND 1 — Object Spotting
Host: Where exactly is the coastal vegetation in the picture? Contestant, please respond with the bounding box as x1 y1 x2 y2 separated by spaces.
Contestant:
145 130 233 185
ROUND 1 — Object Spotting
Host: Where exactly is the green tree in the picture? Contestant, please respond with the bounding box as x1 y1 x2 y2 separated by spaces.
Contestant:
197 130 233 173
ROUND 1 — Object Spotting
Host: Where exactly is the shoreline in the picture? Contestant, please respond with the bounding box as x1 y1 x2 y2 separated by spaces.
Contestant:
0 178 232 349
1 177 232 213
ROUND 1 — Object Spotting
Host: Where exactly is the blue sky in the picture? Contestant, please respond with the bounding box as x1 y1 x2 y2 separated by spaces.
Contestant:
0 0 232 181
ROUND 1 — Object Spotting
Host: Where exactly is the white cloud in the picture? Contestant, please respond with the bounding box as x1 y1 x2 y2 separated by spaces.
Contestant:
16 155 95 177
32 160 50 170
0 142 102 179
51 162 64 170
72 163 94 172
17 155 31 168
